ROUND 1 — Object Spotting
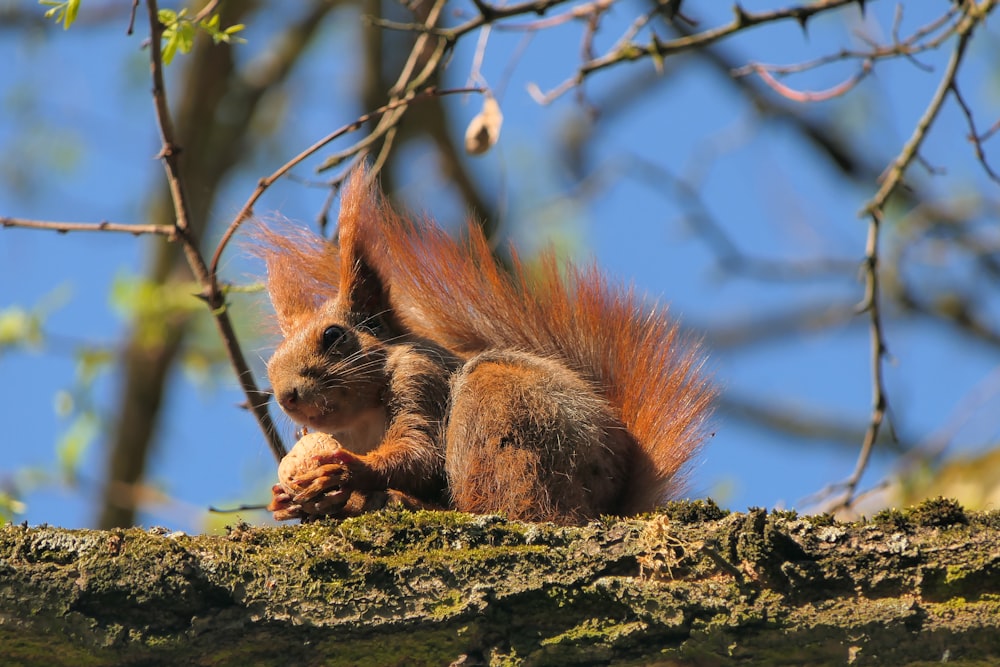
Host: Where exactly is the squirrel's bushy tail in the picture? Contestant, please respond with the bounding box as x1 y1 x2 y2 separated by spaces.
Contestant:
343 174 715 510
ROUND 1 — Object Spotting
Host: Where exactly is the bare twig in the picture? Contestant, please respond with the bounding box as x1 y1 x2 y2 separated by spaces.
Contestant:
530 0 867 104
1 217 176 238
126 0 139 35
951 81 1000 185
191 0 222 25
980 118 1000 144
827 208 891 509
862 8 986 217
731 6 960 79
492 0 615 31
749 60 872 103
144 0 285 463
316 0 450 173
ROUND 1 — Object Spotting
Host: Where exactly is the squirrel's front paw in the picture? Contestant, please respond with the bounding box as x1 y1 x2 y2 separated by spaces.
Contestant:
288 455 353 506
273 431 379 520
268 483 308 521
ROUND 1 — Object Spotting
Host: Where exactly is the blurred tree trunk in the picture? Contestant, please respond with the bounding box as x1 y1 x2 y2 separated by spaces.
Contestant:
5 501 998 666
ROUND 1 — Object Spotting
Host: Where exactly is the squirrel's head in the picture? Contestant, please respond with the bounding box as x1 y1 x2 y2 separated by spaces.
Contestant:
260 169 409 434
267 298 394 433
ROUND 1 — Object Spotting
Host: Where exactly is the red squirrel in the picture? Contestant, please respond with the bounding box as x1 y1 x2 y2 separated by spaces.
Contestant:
257 169 714 524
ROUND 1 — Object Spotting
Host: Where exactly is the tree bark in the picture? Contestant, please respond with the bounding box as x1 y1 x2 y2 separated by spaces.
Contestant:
2 498 998 666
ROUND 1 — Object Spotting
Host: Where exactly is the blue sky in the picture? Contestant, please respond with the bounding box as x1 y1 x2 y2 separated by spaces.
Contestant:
2 2 999 531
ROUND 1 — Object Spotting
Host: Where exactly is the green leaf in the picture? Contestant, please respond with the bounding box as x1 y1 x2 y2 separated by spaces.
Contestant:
0 491 27 523
56 412 99 483
0 306 40 350
76 347 114 385
62 0 79 29
0 287 70 353
157 9 248 63
157 8 177 24
38 0 79 30
162 33 179 66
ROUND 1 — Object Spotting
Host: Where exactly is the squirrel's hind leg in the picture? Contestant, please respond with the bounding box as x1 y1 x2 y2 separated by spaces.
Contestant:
445 350 633 524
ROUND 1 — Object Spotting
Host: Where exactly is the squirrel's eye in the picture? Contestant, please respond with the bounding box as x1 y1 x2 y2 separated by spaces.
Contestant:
321 325 347 350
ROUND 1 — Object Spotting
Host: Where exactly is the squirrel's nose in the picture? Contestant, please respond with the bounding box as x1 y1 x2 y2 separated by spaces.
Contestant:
278 387 299 410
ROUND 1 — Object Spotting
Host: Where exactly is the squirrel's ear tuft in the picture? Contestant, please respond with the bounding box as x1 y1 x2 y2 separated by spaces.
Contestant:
336 168 405 329
248 222 341 337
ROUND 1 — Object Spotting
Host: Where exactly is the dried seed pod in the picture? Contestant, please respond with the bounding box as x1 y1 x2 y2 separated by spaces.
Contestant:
464 94 503 155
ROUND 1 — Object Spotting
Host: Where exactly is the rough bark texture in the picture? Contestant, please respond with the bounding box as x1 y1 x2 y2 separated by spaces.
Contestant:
2 498 999 666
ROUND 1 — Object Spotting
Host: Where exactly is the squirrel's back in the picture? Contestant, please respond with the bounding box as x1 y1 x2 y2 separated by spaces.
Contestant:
343 174 715 512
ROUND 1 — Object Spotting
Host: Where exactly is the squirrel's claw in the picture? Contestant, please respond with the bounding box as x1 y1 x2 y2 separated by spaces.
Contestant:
290 460 352 505
268 483 308 521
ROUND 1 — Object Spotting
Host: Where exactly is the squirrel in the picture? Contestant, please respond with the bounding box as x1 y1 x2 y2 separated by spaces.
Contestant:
255 169 714 524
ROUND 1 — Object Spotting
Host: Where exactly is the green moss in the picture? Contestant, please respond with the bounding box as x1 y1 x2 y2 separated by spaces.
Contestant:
428 590 465 620
972 509 1000 530
540 617 648 647
803 512 836 528
0 633 108 667
907 497 968 528
922 558 1000 602
770 508 799 521
945 564 970 585
655 499 729 523
872 507 911 532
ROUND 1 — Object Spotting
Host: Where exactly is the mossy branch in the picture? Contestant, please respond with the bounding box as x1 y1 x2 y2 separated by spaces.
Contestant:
3 499 1000 666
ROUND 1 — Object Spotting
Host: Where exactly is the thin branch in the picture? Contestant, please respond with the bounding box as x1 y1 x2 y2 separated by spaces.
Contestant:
449 0 579 36
980 117 1000 144
531 0 866 104
493 0 615 31
951 81 1000 185
363 15 449 36
316 0 451 172
731 6 960 79
365 0 454 175
127 0 139 35
862 6 985 216
144 0 285 463
191 0 222 25
1 217 176 238
748 60 872 103
830 208 891 509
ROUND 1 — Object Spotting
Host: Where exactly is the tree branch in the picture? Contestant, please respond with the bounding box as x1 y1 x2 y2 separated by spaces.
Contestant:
4 502 999 665
1 217 176 238
144 0 284 462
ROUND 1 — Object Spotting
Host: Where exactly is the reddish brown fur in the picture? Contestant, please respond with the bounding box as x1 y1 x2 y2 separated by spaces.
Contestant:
249 223 341 336
258 168 715 522
254 182 460 519
341 171 715 513
445 350 633 522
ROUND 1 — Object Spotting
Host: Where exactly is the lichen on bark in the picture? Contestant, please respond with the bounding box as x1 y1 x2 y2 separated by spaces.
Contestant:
2 498 999 666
